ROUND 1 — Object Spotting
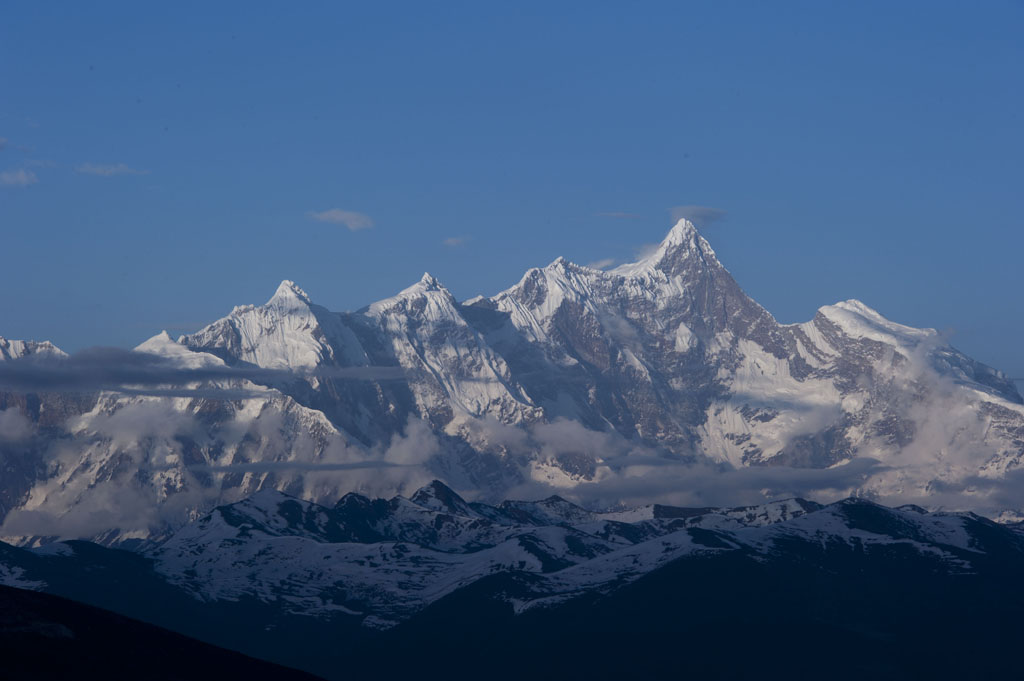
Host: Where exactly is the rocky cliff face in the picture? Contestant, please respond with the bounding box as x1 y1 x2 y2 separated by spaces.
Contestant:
1 220 1022 543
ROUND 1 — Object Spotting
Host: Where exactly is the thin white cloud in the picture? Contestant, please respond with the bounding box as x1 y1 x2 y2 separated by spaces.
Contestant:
0 169 38 186
76 163 149 177
309 208 374 231
0 138 7 151
634 242 660 260
586 258 616 270
442 237 467 247
670 205 727 227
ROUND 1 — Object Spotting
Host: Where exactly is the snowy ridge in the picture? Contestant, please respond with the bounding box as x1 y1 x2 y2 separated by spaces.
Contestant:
154 482 1008 624
182 279 370 371
0 337 66 361
3 481 1018 632
361 271 540 423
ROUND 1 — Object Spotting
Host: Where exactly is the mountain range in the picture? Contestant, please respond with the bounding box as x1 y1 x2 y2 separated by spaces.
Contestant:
3 480 1024 679
3 229 1024 679
0 219 1022 546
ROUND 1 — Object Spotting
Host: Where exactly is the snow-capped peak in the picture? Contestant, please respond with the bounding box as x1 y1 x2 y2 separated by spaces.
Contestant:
0 337 67 361
409 480 477 516
392 272 450 299
661 217 699 249
136 331 225 369
135 330 180 354
816 298 937 346
135 330 176 348
366 273 453 316
610 218 720 278
180 278 344 370
414 272 444 292
269 280 313 307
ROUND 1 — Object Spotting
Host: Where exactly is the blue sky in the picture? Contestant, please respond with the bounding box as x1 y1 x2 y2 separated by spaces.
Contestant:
1 2 1022 378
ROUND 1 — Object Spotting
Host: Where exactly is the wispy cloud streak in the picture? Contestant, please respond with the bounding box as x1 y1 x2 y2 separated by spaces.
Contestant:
0 347 412 395
0 169 38 186
75 163 149 176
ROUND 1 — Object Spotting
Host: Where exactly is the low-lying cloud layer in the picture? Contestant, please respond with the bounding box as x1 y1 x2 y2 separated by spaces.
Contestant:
0 395 440 540
0 327 1019 541
455 414 888 511
0 347 410 396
